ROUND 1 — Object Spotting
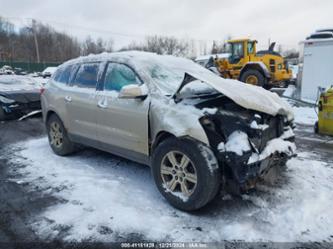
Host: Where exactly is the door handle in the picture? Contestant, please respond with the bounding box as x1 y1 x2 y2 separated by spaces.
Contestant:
97 99 107 109
65 96 72 103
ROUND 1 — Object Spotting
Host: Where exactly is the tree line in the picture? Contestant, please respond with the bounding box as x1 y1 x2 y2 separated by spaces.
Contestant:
0 17 115 63
0 17 198 63
0 17 231 63
0 17 297 64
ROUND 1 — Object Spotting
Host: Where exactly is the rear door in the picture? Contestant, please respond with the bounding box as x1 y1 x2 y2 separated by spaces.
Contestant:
65 62 101 141
96 62 150 157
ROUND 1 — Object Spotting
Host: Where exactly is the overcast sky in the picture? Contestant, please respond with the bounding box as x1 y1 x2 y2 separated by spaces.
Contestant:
1 0 332 52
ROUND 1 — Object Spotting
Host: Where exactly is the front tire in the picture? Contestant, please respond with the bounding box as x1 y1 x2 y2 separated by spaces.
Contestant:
152 138 221 211
46 114 75 156
240 69 266 87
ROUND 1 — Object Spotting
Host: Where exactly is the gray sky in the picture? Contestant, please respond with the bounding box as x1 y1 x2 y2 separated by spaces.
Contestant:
1 0 332 53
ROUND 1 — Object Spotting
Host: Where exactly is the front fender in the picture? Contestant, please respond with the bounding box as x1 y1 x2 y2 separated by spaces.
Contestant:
149 97 209 147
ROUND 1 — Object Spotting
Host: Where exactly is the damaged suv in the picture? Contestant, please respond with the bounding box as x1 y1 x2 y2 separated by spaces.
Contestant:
41 51 296 211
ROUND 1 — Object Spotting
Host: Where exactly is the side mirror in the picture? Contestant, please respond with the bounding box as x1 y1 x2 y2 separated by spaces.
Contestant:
118 84 147 99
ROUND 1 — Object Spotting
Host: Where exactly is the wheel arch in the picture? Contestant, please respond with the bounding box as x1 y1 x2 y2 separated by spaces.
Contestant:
45 110 63 125
240 62 270 79
151 131 176 153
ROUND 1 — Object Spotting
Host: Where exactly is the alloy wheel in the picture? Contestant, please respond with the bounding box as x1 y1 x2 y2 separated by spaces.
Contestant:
160 151 197 197
49 121 64 148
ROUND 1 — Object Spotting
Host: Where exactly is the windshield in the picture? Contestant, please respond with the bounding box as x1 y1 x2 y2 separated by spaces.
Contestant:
137 55 217 95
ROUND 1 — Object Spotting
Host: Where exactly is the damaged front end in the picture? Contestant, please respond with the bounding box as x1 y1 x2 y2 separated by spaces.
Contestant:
196 95 296 193
0 91 41 120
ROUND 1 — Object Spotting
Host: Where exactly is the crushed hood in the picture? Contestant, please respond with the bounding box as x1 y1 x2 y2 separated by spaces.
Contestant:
174 72 294 121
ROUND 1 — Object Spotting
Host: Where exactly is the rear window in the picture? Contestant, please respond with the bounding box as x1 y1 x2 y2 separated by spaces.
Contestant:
73 63 100 89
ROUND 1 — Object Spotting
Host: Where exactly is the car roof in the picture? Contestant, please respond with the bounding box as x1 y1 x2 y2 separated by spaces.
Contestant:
61 51 157 66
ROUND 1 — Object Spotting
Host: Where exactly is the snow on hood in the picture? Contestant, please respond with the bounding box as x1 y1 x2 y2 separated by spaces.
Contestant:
179 71 294 121
0 75 40 92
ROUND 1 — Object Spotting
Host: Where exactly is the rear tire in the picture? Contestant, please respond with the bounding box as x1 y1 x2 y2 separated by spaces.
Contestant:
152 138 221 211
46 114 75 156
240 69 266 87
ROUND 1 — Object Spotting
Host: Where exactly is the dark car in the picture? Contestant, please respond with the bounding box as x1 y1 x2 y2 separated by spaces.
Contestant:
0 75 41 121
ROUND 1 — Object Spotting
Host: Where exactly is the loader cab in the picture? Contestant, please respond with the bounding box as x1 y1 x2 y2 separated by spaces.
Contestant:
227 39 257 64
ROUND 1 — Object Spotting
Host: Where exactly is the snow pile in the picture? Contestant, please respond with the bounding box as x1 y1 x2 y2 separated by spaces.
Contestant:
180 80 215 96
221 131 251 156
8 138 333 242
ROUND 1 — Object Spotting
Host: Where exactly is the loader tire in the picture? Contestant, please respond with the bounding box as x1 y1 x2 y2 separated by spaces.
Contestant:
240 69 266 87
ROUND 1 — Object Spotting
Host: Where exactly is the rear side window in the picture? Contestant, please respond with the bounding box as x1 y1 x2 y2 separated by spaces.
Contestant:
53 68 63 82
58 65 73 84
73 63 100 89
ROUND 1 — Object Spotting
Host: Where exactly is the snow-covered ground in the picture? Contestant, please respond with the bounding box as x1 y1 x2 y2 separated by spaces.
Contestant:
292 105 318 126
8 136 333 242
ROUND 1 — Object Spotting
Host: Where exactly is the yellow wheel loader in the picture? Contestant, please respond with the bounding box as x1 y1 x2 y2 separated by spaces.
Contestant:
315 87 333 136
212 39 293 88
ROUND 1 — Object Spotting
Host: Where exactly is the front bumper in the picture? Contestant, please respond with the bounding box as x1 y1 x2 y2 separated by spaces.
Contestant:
217 137 296 193
0 91 41 120
1 101 41 119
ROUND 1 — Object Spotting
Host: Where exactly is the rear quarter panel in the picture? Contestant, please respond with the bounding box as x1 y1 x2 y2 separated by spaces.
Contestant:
41 80 71 129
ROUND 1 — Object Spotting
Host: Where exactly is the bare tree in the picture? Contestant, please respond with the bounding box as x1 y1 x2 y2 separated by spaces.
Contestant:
0 17 114 63
120 35 189 56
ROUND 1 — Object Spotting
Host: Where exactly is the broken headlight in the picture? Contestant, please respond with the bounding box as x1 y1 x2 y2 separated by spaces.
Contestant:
0 95 15 104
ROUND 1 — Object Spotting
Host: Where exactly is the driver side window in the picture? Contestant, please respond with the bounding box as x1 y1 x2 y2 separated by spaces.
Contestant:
104 63 141 91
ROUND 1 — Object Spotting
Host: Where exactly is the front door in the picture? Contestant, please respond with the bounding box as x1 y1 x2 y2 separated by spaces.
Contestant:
96 62 150 157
